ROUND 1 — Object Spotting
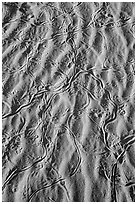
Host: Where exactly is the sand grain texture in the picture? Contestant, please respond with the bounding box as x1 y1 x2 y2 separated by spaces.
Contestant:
2 2 135 202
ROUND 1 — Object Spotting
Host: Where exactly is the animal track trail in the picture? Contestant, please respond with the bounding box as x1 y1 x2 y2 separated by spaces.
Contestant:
2 2 135 202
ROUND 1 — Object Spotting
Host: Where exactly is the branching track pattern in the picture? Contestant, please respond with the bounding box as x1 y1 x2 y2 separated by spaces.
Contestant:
2 2 135 202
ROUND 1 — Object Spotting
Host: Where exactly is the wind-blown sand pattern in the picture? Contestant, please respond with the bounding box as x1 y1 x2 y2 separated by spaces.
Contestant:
2 2 135 202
